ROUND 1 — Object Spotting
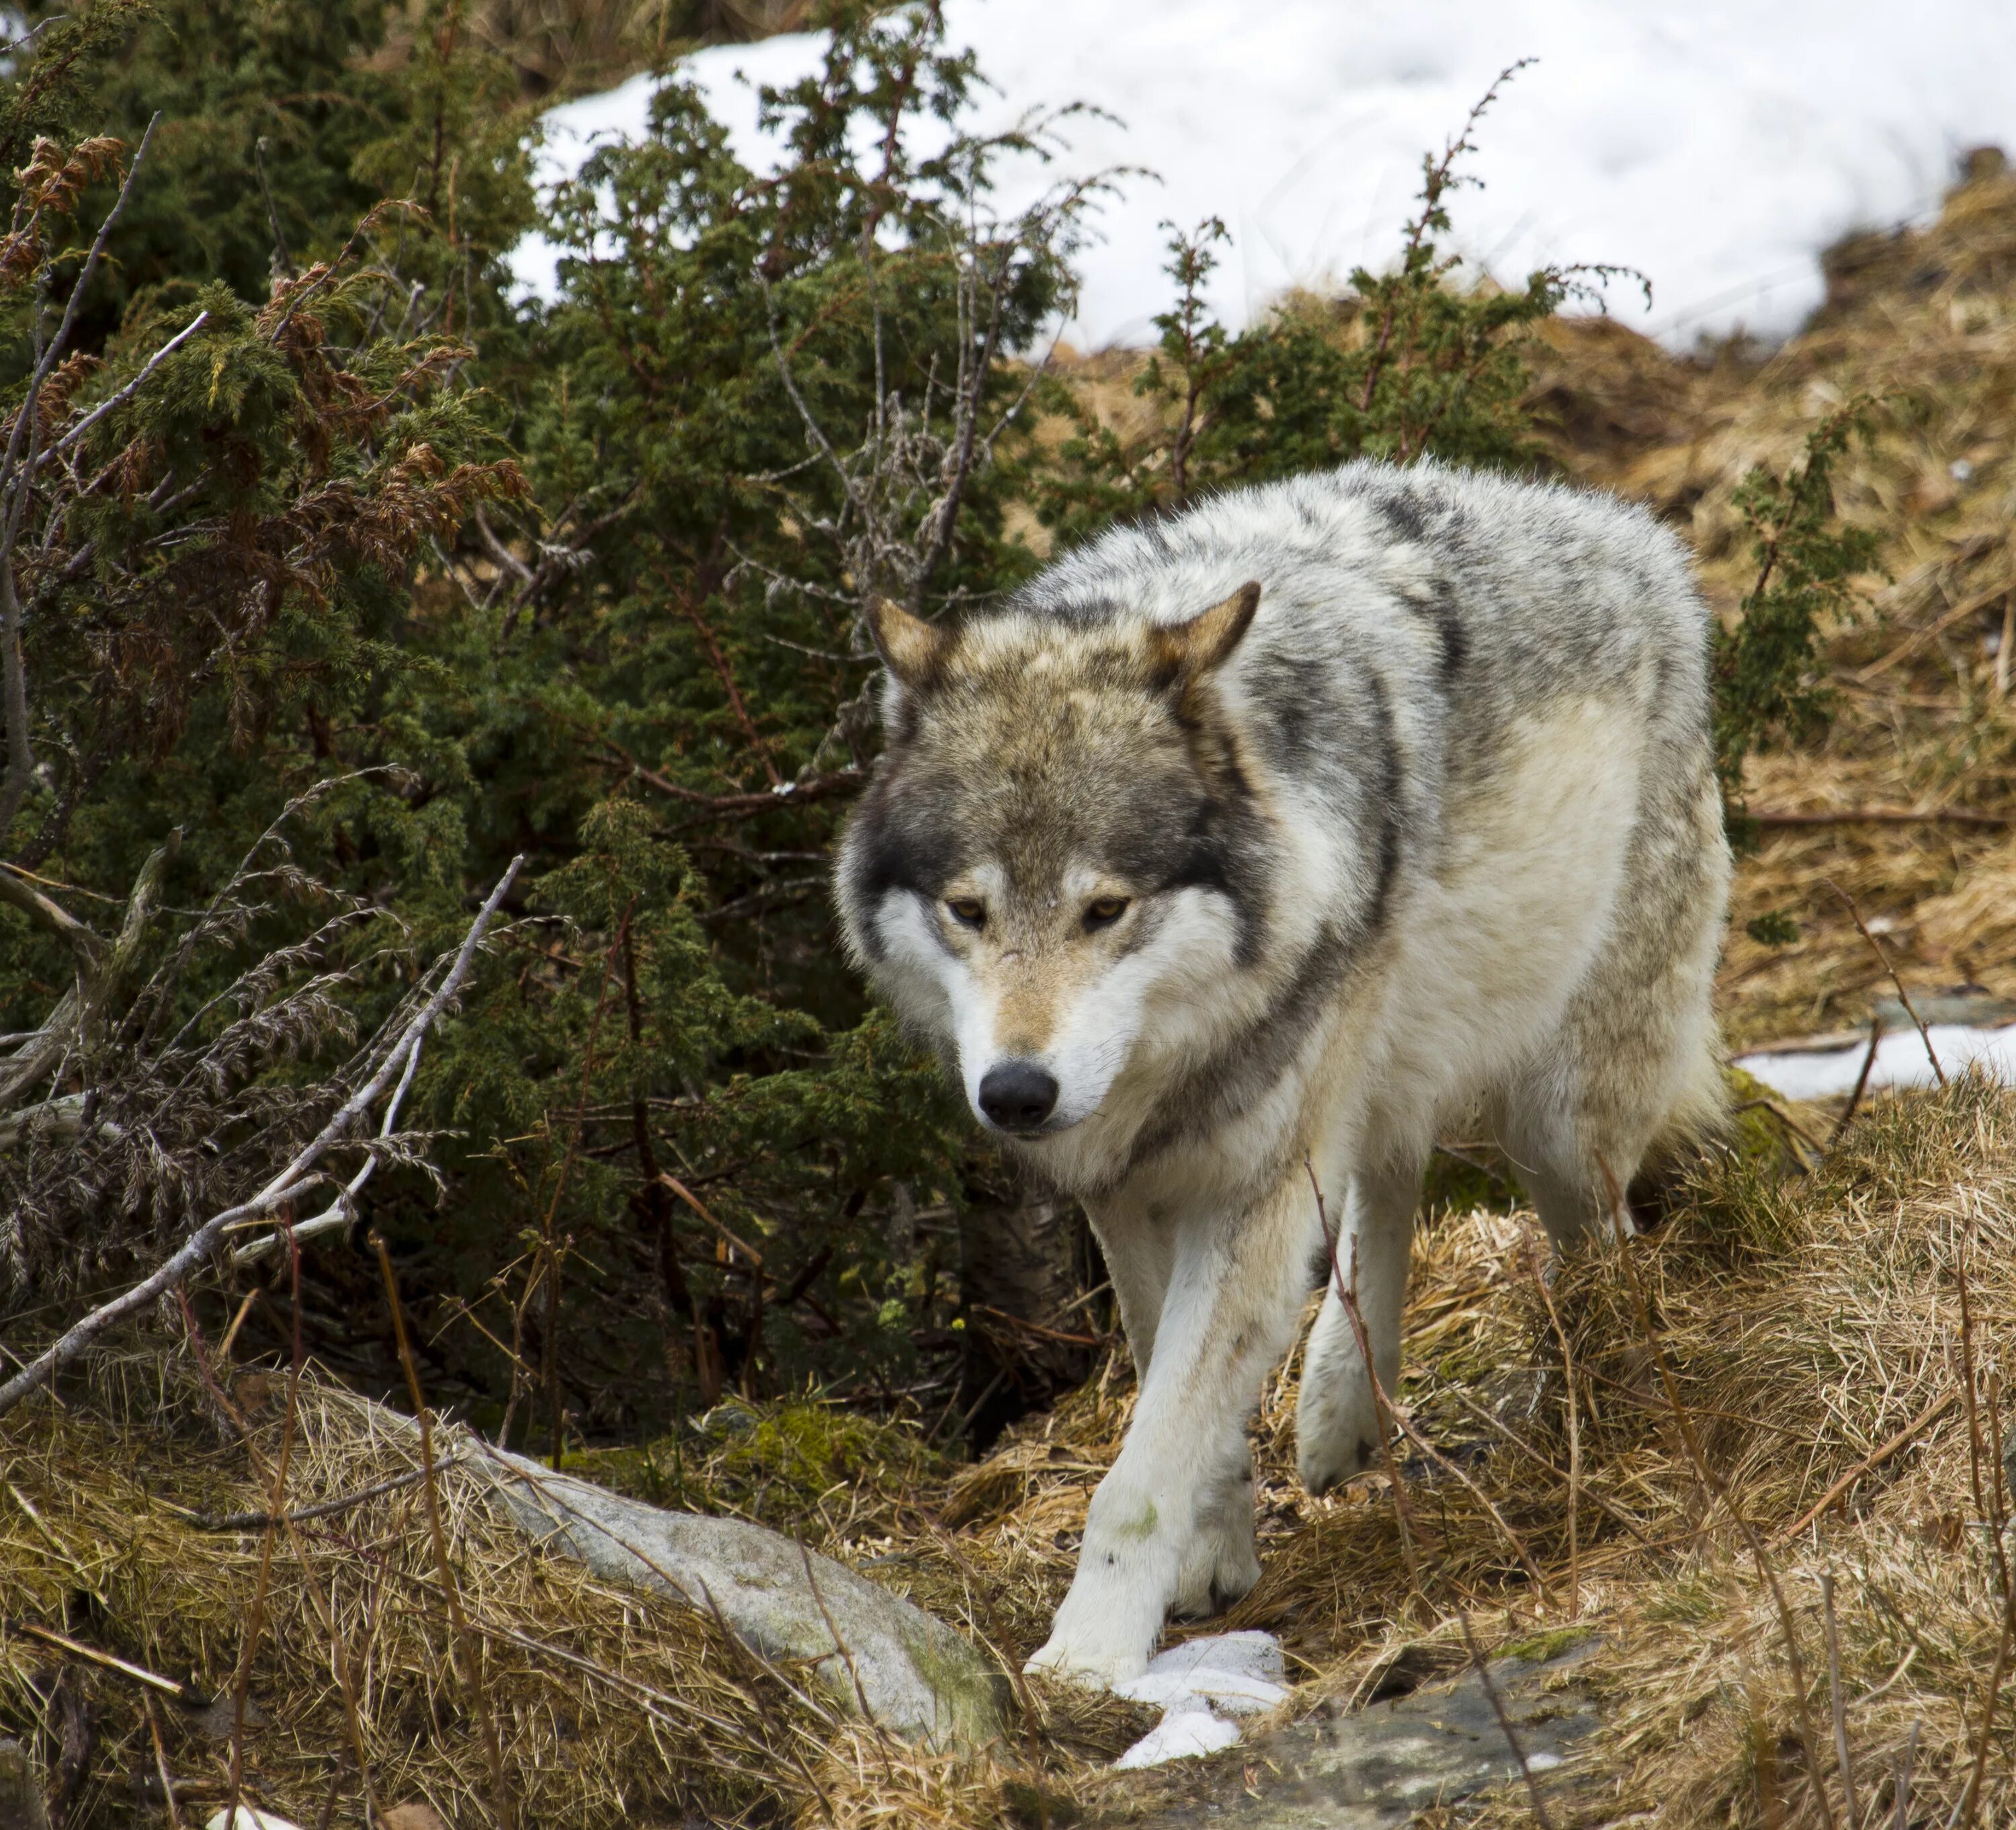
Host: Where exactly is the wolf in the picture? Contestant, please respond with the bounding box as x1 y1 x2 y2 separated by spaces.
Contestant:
837 460 1730 1684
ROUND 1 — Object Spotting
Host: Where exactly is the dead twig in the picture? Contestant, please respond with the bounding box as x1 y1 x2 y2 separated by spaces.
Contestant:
1457 1610 1559 1830
1437 1383 1653 1547
1829 1019 1886 1148
1820 1572 1859 1825
375 1235 515 1830
1855 579 2009 681
0 856 523 1419
1595 1155 1841 1830
1751 806 2008 829
1306 1157 1425 1593
1826 880 1945 1087
175 1457 458 1532
1386 1398 1554 1599
142 1695 183 1830
11 1626 198 1704
1531 1233 1583 1610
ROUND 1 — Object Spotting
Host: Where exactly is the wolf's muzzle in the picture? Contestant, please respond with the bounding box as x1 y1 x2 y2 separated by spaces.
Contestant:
977 1060 1059 1132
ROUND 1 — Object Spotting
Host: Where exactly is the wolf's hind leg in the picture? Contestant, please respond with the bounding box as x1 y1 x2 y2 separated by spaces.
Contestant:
1503 1017 1723 1249
1295 1159 1421 1495
1511 764 1728 1249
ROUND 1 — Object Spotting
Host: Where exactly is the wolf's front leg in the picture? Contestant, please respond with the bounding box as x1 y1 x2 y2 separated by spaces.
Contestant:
1026 1175 1319 1685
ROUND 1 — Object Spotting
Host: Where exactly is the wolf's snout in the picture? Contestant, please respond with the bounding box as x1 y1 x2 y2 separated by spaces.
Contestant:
978 1060 1059 1131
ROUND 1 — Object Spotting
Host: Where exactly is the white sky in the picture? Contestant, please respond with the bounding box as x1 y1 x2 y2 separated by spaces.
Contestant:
516 0 2016 351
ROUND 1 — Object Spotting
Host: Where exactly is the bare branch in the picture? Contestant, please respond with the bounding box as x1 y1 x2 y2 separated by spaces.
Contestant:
0 855 524 1420
0 862 105 970
37 310 209 468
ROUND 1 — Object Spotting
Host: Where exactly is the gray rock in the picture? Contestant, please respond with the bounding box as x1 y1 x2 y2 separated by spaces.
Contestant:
1150 1640 1602 1828
470 1444 1006 1750
0 1740 51 1830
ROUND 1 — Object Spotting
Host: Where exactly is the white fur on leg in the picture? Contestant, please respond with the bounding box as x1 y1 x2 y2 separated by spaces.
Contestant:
1025 1459 1186 1685
1296 1285 1386 1493
1295 1163 1415 1494
1171 1449 1261 1619
1028 1181 1318 1684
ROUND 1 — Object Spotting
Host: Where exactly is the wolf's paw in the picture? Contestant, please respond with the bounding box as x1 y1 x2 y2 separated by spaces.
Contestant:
1171 1507 1261 1620
1024 1573 1161 1688
1296 1425 1382 1497
1296 1372 1384 1497
1023 1630 1150 1690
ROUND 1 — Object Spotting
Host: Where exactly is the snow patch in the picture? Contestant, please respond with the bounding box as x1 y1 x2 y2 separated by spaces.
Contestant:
517 0 2016 349
1112 1629 1290 1769
1736 1023 2016 1104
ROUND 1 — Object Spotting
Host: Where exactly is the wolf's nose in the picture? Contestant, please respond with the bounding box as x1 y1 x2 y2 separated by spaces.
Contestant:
978 1061 1059 1130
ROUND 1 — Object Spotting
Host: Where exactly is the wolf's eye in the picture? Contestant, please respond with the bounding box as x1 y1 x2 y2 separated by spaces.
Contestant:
1083 897 1130 930
946 898 986 929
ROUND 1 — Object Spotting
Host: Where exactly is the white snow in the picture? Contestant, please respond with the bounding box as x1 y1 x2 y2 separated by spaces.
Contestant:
1111 1629 1290 1769
517 1 2016 349
1737 1023 2016 1104
1114 1706 1243 1769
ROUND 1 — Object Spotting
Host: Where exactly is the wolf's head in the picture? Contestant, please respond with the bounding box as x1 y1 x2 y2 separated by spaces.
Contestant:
837 585 1269 1161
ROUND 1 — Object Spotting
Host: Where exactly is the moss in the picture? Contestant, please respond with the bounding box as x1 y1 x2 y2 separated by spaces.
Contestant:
564 1397 950 1544
1501 1624 1599 1666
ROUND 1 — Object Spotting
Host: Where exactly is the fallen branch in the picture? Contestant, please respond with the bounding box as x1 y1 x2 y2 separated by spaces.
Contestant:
173 1456 461 1532
13 1624 202 1705
232 1007 429 1265
0 856 523 1421
1854 579 2009 681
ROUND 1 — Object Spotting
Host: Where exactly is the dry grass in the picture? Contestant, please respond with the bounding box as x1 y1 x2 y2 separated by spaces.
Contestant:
0 1362 823 1827
888 1079 2016 1829
6 1089 2015 1827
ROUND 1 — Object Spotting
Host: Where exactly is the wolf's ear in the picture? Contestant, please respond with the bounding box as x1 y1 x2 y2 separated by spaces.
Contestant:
1152 581 1261 682
866 595 950 694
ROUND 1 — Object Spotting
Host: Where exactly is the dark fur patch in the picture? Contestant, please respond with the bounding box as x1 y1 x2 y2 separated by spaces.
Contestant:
1410 575 1468 685
841 763 969 958
1240 643 1330 770
1373 491 1427 544
1358 669 1404 944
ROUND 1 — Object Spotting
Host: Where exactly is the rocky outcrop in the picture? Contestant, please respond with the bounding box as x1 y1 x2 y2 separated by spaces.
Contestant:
470 1444 1007 1751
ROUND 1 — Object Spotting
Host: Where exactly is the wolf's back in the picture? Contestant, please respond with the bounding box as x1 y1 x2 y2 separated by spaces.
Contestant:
1008 459 1716 864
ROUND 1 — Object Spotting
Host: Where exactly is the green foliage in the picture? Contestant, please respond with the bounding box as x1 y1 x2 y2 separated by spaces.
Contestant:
21 0 536 339
1745 911 1802 947
1713 399 1882 834
1025 64 1640 541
